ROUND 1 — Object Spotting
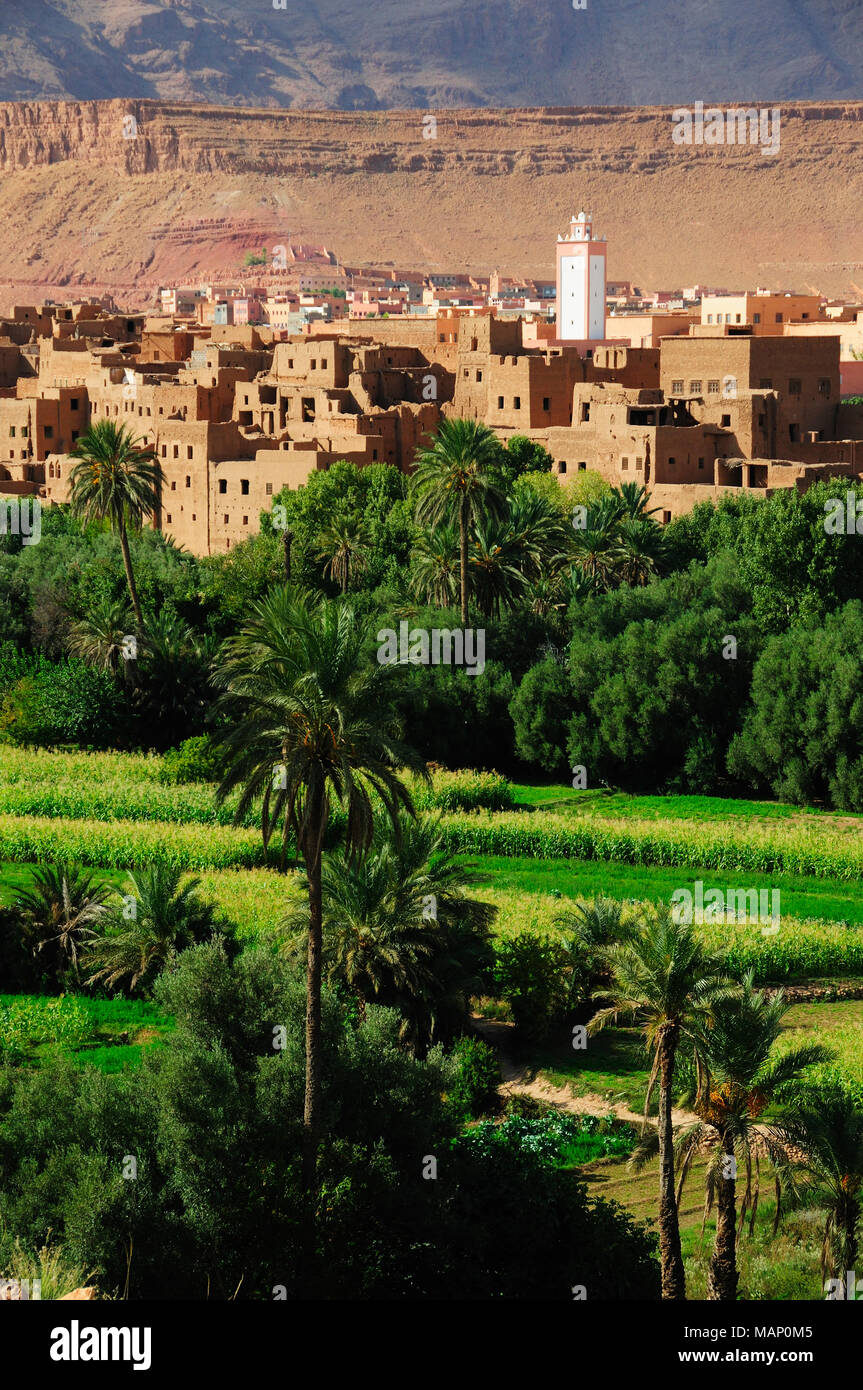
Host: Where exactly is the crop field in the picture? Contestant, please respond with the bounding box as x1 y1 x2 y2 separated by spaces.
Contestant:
0 993 173 1072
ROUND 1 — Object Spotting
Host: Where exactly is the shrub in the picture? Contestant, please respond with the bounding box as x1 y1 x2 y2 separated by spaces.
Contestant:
0 1238 97 1301
493 931 569 1041
449 1035 501 1117
0 661 126 749
158 735 224 786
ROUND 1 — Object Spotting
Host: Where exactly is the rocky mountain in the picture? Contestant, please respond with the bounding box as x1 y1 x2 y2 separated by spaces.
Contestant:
1 100 862 310
1 0 862 109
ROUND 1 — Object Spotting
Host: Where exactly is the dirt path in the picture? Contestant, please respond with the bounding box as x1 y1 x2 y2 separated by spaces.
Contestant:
472 1015 698 1129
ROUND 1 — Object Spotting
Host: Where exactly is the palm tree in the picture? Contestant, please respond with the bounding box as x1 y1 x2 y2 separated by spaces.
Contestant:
68 421 164 631
16 864 111 986
612 481 661 520
771 1083 863 1295
412 418 504 625
570 496 623 592
613 516 665 587
468 517 528 619
280 814 496 1052
85 862 222 994
588 905 737 1299
555 896 637 1007
131 611 219 748
668 972 831 1301
410 523 461 608
317 518 368 594
213 586 427 1188
506 486 575 582
67 594 135 675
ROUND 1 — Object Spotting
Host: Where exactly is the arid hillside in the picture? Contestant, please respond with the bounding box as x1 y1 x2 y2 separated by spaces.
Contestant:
2 99 863 308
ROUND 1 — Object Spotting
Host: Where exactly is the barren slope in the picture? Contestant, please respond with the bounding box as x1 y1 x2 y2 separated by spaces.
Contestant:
2 100 862 309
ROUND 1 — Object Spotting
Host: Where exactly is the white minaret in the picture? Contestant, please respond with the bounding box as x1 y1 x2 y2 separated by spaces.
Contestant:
555 211 607 342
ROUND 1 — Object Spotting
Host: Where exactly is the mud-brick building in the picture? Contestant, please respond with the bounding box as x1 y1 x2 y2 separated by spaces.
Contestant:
447 314 584 430
659 332 842 456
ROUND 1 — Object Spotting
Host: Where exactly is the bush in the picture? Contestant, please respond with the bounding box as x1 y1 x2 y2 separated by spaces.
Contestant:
0 660 126 749
158 736 224 786
510 656 573 776
449 1035 501 1117
413 769 514 813
493 931 569 1041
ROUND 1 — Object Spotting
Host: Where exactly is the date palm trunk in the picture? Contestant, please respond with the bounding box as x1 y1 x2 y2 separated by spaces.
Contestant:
458 494 469 627
117 519 144 632
301 786 326 1195
658 1023 686 1299
708 1127 739 1300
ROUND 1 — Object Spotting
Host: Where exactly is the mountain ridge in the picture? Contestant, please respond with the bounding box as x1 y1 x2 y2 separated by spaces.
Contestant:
2 0 863 109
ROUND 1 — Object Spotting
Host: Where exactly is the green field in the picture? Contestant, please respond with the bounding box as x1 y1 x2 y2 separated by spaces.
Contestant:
0 993 173 1072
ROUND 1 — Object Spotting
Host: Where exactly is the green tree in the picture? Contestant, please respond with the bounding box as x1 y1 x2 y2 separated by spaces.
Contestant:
281 814 496 1052
412 418 504 625
728 601 863 809
589 906 737 1299
213 586 425 1187
85 862 224 995
68 421 164 631
16 864 111 987
771 1083 863 1294
666 972 830 1301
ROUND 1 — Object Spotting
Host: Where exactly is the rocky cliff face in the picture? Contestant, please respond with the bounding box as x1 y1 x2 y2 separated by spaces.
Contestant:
0 100 861 309
3 0 863 109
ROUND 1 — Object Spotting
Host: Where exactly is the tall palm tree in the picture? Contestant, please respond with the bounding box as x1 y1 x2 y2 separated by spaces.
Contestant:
280 814 496 1052
412 418 504 625
771 1083 863 1295
317 518 368 594
85 862 222 995
663 972 830 1301
16 864 111 986
68 421 164 631
213 586 426 1187
588 905 737 1299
